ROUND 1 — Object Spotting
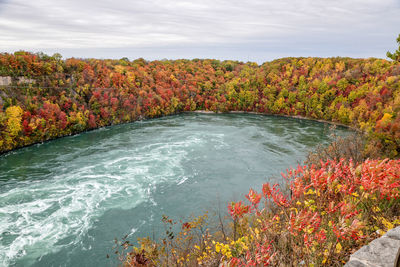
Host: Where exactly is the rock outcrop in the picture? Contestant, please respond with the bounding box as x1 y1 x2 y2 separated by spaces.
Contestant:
345 227 400 267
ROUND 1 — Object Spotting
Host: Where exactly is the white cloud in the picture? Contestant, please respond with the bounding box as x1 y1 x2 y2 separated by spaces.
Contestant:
0 0 399 61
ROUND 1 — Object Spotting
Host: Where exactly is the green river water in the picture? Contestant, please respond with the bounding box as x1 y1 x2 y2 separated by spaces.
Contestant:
0 113 349 266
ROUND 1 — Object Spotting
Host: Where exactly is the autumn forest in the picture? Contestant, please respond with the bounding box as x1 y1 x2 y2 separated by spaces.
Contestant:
0 52 399 157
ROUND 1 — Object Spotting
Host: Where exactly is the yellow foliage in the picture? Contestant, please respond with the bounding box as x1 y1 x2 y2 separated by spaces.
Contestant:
335 61 345 72
305 189 315 195
6 105 23 137
335 242 342 253
378 113 393 126
214 241 232 258
380 217 394 230
114 65 126 74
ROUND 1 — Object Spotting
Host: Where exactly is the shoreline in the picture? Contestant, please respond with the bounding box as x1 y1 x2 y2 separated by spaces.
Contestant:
187 110 359 131
0 110 359 157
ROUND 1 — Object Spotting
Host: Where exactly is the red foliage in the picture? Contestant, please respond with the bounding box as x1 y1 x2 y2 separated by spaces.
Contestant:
228 201 250 219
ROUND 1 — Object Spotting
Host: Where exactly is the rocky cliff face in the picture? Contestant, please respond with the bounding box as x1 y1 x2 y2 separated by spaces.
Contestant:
0 76 37 105
0 76 11 86
0 76 36 86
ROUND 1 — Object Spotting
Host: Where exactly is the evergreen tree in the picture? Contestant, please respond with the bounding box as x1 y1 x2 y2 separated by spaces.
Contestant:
387 34 400 62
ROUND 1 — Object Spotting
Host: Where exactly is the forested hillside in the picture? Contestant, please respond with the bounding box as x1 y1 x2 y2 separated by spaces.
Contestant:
1 52 399 157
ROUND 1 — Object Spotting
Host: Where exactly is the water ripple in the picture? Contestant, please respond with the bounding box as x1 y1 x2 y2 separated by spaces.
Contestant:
0 114 349 266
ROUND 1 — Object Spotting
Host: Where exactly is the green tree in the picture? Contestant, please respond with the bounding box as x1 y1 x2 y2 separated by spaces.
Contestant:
386 34 400 61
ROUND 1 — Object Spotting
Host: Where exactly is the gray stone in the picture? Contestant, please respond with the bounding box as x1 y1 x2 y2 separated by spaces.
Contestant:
386 227 400 240
17 77 35 84
0 76 36 86
345 260 369 267
345 227 400 267
0 76 12 86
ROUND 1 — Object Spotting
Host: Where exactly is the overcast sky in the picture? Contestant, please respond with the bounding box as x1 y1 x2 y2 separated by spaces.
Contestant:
0 0 399 63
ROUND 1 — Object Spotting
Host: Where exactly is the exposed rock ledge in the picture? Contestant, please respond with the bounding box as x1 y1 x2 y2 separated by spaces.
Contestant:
345 227 400 267
0 76 35 86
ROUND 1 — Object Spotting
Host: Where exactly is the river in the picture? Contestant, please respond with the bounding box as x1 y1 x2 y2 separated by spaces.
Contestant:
0 113 349 266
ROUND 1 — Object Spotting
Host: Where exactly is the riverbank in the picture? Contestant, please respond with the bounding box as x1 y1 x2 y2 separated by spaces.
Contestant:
1 55 399 157
188 110 358 131
0 110 356 157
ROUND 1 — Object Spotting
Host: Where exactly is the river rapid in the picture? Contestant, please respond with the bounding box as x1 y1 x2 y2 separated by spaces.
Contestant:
0 113 349 266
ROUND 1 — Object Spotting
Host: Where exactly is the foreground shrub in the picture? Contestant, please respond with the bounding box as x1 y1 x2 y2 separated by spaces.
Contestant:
120 159 400 266
305 128 370 168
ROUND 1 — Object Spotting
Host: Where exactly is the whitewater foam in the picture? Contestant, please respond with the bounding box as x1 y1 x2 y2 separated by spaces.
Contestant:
0 133 203 266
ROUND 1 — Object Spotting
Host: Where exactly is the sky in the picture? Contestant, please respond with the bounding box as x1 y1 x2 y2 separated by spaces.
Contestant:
0 0 399 63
